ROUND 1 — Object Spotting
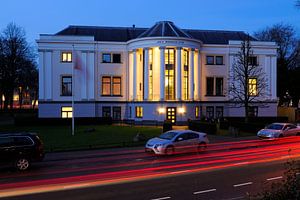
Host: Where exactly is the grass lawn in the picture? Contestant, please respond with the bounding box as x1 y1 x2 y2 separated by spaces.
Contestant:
0 125 162 152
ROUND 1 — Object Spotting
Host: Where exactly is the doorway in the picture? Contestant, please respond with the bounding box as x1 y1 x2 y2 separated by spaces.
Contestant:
166 107 176 124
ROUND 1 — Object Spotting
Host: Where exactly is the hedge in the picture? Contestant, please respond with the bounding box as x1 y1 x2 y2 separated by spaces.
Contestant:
188 120 217 134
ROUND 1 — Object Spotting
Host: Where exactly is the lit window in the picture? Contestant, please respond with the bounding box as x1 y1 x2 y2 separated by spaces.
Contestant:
183 50 189 100
135 106 143 118
195 106 200 118
112 77 121 96
61 52 72 62
149 49 153 100
61 76 72 96
61 107 72 118
165 48 175 100
248 78 257 96
102 77 111 96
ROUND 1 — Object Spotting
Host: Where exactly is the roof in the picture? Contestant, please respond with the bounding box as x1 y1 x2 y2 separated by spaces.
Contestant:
137 21 192 39
55 21 257 44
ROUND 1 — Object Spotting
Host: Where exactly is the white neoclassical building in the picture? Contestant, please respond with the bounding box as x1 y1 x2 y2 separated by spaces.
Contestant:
37 21 278 123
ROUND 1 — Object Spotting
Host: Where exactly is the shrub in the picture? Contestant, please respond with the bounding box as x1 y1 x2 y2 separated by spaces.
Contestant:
188 120 217 135
163 120 172 133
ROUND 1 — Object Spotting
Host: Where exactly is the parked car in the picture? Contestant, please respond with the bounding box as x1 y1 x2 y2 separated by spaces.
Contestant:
0 132 45 171
257 123 300 139
145 130 209 155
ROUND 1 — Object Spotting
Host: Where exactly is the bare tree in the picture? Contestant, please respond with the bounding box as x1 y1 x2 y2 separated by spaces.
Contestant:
229 36 268 122
254 23 297 106
0 22 36 110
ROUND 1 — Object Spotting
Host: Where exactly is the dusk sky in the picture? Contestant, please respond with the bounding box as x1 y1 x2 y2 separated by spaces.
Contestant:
0 0 299 46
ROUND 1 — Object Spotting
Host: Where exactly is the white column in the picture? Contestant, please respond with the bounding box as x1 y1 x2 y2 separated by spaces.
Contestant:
81 52 87 100
144 48 149 100
176 47 182 100
271 56 277 99
38 51 44 100
198 50 201 100
159 47 165 101
189 48 195 100
133 49 137 100
88 52 95 100
45 51 52 100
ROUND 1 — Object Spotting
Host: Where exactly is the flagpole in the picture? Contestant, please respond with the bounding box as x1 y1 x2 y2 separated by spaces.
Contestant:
72 44 75 136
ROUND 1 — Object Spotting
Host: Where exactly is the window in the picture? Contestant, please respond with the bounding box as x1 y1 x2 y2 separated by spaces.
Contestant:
61 107 72 118
61 52 72 62
112 77 121 96
248 106 258 117
113 107 121 120
216 56 224 65
206 77 214 96
195 106 200 118
61 76 72 96
248 78 257 96
112 54 121 63
216 78 224 96
206 56 214 65
206 106 214 119
249 56 258 66
102 107 111 117
102 76 122 96
216 106 224 118
0 137 13 147
102 54 111 63
102 53 121 63
165 48 175 100
135 106 143 118
183 50 189 100
149 49 153 100
13 137 33 146
102 76 111 96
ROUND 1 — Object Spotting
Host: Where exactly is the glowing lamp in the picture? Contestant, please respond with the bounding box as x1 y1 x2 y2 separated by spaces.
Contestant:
178 107 185 114
158 107 165 114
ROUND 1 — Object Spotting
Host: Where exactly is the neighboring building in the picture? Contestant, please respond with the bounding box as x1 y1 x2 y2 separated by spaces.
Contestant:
37 21 277 123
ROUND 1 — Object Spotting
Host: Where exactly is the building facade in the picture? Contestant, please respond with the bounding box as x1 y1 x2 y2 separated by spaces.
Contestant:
37 21 277 123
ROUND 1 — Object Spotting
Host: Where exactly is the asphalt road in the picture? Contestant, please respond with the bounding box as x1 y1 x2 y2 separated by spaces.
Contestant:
1 136 300 200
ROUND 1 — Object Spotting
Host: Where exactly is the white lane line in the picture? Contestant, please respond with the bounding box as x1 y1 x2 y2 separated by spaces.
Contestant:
223 196 245 200
233 182 253 187
63 183 90 189
193 188 217 195
151 197 171 200
267 176 283 181
169 170 191 175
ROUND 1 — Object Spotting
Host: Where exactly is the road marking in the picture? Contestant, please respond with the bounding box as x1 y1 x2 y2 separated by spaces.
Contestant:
233 182 253 187
234 162 249 165
193 188 216 195
169 170 191 175
63 183 90 189
223 196 245 200
151 197 171 200
267 176 283 181
296 172 300 176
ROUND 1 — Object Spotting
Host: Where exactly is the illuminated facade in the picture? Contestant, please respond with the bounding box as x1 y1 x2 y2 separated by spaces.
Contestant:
37 21 278 123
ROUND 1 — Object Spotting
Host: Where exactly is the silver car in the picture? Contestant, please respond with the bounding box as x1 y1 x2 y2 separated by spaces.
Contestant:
257 123 300 139
145 130 209 155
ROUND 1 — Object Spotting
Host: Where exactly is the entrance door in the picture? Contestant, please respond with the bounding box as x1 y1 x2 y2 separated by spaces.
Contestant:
166 107 176 124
